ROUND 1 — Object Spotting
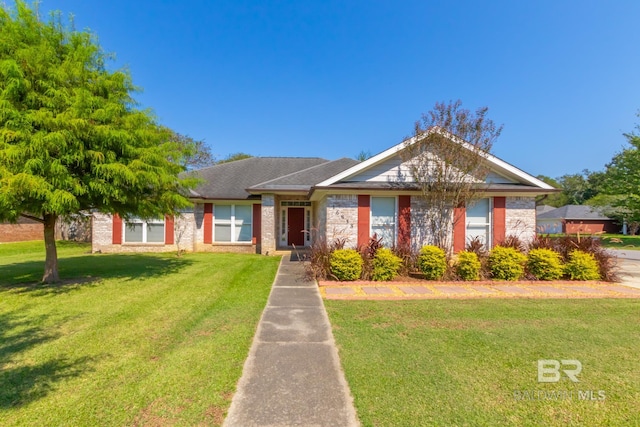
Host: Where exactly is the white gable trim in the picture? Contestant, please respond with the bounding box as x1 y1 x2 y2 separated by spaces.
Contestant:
316 129 555 190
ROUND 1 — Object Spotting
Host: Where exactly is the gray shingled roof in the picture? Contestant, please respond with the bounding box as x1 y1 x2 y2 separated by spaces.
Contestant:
189 157 329 199
537 205 611 220
249 158 361 192
536 205 556 215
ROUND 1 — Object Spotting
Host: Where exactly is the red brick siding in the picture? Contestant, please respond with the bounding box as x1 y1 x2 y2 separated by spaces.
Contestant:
357 195 370 247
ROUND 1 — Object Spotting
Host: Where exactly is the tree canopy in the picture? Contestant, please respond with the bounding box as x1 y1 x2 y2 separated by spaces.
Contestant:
597 121 640 233
402 100 502 249
0 1 196 282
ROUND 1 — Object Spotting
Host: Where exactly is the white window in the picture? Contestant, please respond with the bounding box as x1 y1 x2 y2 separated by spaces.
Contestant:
214 204 252 242
124 218 165 243
371 197 396 247
466 198 491 247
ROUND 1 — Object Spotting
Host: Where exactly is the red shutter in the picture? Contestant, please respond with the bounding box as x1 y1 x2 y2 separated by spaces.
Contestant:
357 195 370 247
112 214 122 244
165 215 175 244
453 206 466 253
203 203 213 244
398 195 411 247
252 204 262 244
493 197 506 247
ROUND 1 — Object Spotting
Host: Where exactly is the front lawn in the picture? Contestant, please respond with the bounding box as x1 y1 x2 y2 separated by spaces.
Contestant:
0 241 280 426
326 299 640 426
600 234 640 250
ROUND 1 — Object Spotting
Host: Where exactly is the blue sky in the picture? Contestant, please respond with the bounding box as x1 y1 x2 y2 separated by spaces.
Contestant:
36 0 640 178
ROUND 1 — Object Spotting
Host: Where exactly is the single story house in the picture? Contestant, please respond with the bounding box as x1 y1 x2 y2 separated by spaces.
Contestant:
92 133 556 254
536 205 620 234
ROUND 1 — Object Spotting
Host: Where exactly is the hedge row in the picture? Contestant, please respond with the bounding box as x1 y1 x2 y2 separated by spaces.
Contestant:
316 239 607 282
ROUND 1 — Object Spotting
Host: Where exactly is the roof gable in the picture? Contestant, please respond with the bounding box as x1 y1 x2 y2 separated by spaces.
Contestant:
316 131 555 190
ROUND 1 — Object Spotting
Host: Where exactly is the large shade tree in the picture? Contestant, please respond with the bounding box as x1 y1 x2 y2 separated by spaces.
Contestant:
0 1 196 282
596 118 640 234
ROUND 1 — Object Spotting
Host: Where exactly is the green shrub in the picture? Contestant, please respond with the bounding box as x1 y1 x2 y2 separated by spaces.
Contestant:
488 246 526 281
455 251 481 281
527 248 564 280
417 245 447 280
565 250 600 281
371 248 403 281
330 248 363 281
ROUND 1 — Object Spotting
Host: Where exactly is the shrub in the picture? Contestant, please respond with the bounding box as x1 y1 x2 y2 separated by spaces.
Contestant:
500 235 526 253
392 244 416 276
527 248 564 280
417 245 447 280
455 251 481 281
304 232 346 280
357 235 384 280
565 250 600 281
529 234 618 282
329 248 363 281
488 246 527 281
371 248 403 281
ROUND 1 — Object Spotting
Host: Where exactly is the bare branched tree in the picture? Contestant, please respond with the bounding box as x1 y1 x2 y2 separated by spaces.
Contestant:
401 100 503 250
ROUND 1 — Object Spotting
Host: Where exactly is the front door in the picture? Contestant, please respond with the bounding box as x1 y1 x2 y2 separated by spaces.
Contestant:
287 208 306 246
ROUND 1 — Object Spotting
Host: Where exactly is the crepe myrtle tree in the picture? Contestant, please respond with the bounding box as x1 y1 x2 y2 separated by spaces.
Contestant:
401 100 503 250
0 1 197 282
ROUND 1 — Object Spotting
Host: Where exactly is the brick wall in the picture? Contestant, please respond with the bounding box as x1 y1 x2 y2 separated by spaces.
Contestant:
261 194 276 254
505 196 536 243
0 218 43 242
325 195 358 247
92 212 197 254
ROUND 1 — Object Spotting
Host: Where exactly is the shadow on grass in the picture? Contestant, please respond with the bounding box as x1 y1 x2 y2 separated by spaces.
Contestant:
0 253 195 294
0 311 96 409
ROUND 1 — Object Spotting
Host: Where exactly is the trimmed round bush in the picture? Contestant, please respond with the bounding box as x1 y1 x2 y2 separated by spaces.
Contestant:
329 248 363 281
455 251 481 281
371 248 403 281
488 246 527 281
527 248 564 280
418 245 447 280
565 250 600 281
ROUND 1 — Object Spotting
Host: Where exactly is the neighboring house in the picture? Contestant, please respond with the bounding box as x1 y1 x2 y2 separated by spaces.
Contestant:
0 217 43 243
92 134 555 254
536 205 620 234
1 215 91 243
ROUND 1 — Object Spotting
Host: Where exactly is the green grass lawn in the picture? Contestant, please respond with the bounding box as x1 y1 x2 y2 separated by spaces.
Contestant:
326 299 640 427
0 241 280 426
600 234 640 250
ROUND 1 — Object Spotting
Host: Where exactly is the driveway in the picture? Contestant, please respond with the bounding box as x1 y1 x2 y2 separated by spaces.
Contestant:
609 248 640 289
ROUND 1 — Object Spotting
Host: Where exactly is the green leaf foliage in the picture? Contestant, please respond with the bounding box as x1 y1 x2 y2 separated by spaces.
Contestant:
488 246 526 281
0 1 195 222
455 251 481 281
564 250 600 281
371 248 402 281
526 248 564 280
330 249 363 281
417 245 447 280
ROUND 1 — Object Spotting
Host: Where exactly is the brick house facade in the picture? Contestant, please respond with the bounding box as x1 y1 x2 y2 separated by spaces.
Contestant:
92 134 555 254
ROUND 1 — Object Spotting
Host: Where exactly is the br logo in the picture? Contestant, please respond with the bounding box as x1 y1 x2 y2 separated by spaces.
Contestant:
537 359 582 383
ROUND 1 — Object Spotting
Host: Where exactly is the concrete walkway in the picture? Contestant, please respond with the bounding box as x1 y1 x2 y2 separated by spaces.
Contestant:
224 253 359 427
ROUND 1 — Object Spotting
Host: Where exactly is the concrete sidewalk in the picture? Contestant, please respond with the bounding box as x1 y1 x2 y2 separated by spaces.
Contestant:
224 253 359 427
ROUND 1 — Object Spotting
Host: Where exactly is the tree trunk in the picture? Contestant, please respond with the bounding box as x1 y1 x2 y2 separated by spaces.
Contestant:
43 213 60 283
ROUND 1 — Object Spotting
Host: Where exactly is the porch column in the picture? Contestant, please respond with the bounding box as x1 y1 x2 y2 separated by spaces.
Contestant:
261 194 276 254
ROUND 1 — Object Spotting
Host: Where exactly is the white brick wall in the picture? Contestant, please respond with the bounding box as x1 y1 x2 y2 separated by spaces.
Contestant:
261 194 276 254
325 195 358 247
505 196 536 243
